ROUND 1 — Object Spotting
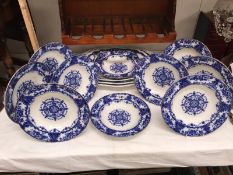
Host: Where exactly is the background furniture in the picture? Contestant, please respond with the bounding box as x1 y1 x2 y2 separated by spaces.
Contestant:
59 0 177 45
194 11 233 67
0 0 34 79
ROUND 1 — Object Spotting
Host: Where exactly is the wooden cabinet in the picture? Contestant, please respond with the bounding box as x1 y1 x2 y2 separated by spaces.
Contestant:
59 0 177 45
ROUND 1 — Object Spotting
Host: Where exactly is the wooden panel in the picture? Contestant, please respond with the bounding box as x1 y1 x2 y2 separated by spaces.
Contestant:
62 32 176 45
18 0 39 51
59 0 177 44
70 17 165 34
61 0 171 17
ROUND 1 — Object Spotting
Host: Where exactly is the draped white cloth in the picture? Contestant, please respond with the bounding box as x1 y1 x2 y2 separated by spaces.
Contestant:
1 85 233 173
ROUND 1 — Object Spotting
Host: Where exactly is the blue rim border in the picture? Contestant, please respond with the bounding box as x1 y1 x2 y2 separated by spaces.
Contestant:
29 42 73 72
51 54 99 102
4 62 51 123
15 84 90 142
181 56 233 92
85 48 149 61
134 53 189 106
161 74 232 136
95 48 139 79
91 93 151 137
164 38 212 60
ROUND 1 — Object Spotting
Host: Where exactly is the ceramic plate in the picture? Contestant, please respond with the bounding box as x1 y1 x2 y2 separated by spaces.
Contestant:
95 49 139 79
181 56 233 91
135 49 154 57
15 84 90 142
51 55 99 102
91 93 151 137
29 42 72 73
100 76 134 81
99 75 134 83
134 53 188 105
161 74 232 136
83 48 148 61
4 62 51 123
82 49 100 60
99 78 134 83
164 39 212 60
99 77 134 86
131 49 150 58
98 82 134 87
98 83 134 87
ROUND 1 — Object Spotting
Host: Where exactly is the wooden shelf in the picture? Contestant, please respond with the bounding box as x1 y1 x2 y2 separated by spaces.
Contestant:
59 0 176 45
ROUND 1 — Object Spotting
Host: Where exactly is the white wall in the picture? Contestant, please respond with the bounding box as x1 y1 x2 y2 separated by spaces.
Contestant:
8 0 219 57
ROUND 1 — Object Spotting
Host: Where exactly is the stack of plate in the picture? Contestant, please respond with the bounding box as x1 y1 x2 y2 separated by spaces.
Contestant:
3 39 233 142
89 48 149 86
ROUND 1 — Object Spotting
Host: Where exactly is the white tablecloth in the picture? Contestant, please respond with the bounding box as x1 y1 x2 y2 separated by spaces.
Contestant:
1 85 233 173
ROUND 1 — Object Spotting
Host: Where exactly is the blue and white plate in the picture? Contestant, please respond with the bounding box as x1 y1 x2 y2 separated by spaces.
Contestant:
4 62 51 123
161 75 232 136
29 42 72 73
82 49 100 60
51 55 99 102
134 53 189 105
134 49 153 58
95 49 139 79
181 56 233 91
91 93 151 137
83 48 149 61
164 39 212 61
15 84 90 142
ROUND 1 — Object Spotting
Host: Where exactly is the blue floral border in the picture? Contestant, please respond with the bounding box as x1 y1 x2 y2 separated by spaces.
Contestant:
181 56 233 92
4 62 51 123
95 48 140 79
164 38 213 60
51 54 99 102
91 93 151 137
29 42 73 72
161 74 232 136
134 53 189 106
15 84 90 142
86 48 149 61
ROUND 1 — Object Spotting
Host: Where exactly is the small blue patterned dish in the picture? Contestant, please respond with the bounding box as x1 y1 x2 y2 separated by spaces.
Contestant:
161 74 232 136
181 56 233 91
95 49 139 79
134 53 189 106
51 54 99 102
91 93 151 137
164 39 212 61
29 42 73 73
4 62 51 123
15 84 90 142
